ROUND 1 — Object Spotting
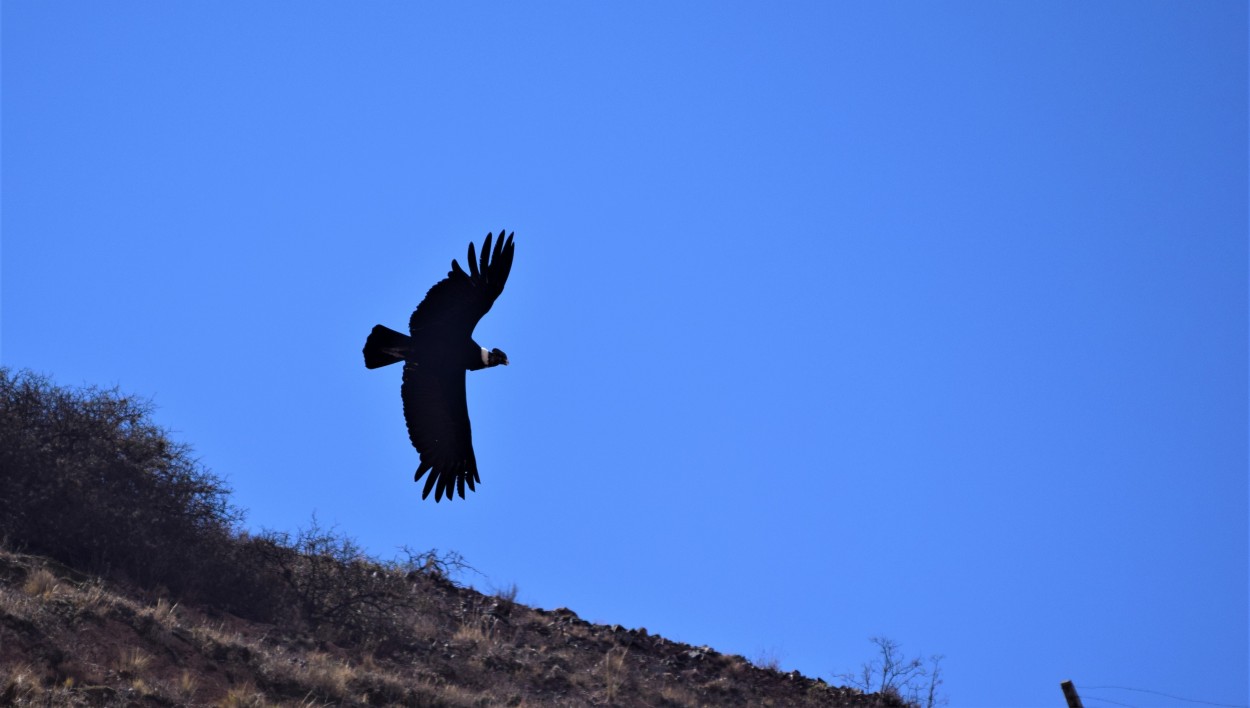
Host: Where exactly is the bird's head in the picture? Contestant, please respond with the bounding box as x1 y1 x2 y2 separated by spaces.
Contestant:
487 348 510 367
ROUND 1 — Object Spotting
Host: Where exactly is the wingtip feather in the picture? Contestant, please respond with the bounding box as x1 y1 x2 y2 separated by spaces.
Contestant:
420 464 439 499
481 232 493 276
492 230 506 267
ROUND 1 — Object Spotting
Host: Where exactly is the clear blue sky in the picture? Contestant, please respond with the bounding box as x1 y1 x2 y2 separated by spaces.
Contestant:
3 3 1246 707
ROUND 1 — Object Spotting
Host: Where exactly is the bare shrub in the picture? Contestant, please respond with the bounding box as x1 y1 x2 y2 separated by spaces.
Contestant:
256 517 426 646
0 369 245 606
400 546 478 584
836 637 946 708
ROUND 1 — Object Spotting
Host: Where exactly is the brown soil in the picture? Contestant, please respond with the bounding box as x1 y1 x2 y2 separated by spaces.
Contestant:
0 548 903 707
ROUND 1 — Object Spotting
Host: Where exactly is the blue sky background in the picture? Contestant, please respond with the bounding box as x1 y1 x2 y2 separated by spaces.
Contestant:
3 3 1246 707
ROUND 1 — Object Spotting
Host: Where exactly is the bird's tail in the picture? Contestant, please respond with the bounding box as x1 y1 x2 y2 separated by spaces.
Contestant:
363 325 411 369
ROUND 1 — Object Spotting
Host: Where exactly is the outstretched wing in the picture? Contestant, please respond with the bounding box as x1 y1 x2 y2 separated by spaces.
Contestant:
401 362 479 501
409 230 515 340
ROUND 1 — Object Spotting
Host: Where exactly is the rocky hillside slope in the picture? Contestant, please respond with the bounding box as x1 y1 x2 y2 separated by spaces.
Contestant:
0 369 906 706
0 547 900 707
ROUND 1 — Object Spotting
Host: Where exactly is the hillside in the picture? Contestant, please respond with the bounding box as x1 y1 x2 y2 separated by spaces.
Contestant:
0 547 904 707
0 369 907 707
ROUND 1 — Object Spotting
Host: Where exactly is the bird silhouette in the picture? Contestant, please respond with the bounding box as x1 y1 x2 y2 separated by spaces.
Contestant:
364 231 515 501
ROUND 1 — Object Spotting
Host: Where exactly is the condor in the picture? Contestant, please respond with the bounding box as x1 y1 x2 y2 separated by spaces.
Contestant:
364 231 515 501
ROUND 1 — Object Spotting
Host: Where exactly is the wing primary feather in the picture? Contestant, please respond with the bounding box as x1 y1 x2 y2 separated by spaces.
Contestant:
467 241 480 278
480 232 493 278
492 232 506 274
422 465 440 499
498 236 515 285
442 471 455 501
415 461 432 483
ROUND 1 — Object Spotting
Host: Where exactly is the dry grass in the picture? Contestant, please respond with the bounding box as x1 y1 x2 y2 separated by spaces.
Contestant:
189 620 264 657
115 647 153 677
432 681 487 706
220 682 268 707
0 669 85 707
0 584 33 622
754 648 784 672
494 582 519 604
21 568 58 599
602 646 629 703
452 621 482 644
453 618 490 645
0 549 906 708
302 651 354 697
176 670 200 702
142 596 178 626
1 663 42 702
454 605 501 648
73 579 114 616
129 676 153 697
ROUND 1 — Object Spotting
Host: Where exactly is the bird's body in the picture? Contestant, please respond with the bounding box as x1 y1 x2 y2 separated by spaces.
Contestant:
364 231 515 501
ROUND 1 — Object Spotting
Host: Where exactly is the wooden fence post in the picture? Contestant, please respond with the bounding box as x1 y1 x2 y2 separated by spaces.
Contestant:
1060 680 1084 708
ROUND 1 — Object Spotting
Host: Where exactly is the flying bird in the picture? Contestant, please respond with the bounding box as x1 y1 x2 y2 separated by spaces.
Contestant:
364 231 515 501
